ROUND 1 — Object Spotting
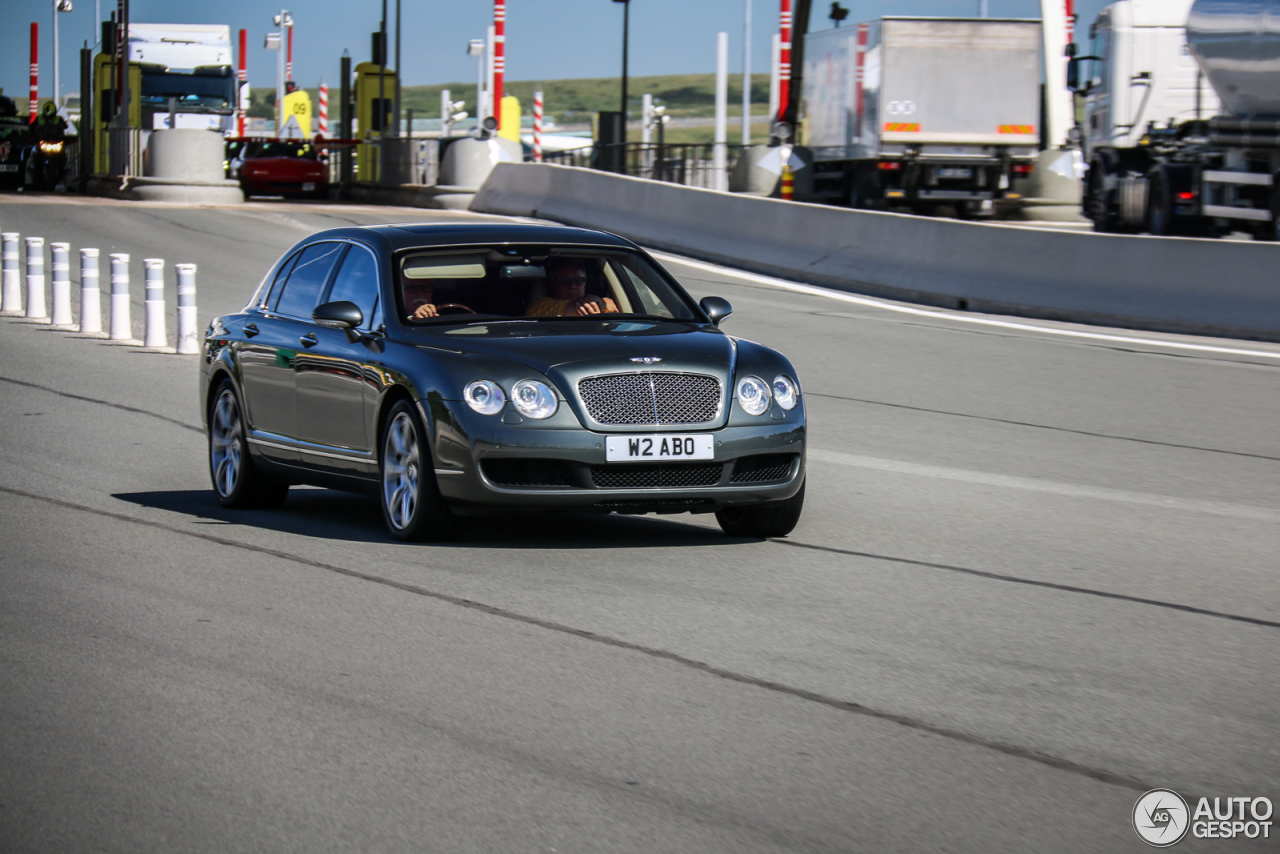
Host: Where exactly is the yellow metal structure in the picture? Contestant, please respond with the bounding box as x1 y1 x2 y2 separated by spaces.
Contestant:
280 89 312 138
90 53 142 174
499 96 521 143
354 61 397 182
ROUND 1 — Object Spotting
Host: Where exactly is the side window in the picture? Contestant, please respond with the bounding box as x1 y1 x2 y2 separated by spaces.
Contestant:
259 250 299 309
273 242 343 319
324 244 380 330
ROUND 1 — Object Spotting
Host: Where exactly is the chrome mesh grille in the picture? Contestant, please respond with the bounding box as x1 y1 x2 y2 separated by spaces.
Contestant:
591 463 724 489
577 372 721 425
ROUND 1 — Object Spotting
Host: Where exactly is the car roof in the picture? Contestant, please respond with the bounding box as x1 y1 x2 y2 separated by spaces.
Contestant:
308 221 638 253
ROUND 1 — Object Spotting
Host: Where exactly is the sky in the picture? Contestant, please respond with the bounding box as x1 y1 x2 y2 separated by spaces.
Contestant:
4 0 1113 104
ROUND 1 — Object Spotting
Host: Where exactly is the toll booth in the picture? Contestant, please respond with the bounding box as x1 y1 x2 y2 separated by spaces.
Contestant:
91 52 142 174
354 61 396 182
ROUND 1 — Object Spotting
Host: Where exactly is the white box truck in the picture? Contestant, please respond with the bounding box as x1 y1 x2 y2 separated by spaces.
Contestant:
799 18 1042 216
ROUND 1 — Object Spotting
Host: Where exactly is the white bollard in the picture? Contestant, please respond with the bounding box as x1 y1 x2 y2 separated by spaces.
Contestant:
143 258 167 349
1 233 20 314
79 248 102 334
50 242 73 327
25 237 47 320
175 263 199 355
109 253 131 341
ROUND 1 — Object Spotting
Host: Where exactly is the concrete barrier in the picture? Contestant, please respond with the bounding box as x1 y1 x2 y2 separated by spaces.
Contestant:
471 162 1280 341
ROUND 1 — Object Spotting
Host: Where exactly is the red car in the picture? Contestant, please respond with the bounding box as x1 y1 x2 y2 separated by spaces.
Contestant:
230 140 328 199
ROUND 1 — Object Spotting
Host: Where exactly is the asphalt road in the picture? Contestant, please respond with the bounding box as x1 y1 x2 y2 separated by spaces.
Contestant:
1 194 1277 853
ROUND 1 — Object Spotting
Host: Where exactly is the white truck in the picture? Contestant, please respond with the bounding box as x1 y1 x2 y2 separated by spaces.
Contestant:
129 23 236 134
799 17 1042 216
1075 0 1280 238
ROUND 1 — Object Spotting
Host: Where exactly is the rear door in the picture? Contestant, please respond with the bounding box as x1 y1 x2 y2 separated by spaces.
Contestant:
240 241 344 459
294 242 384 475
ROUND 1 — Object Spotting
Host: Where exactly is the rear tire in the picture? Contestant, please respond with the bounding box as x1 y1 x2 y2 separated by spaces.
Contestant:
1146 168 1173 236
716 479 805 538
380 400 457 542
1087 161 1118 233
208 380 289 509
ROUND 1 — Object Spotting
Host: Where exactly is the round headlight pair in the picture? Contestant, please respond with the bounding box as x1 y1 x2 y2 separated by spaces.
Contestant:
463 379 558 419
735 374 800 415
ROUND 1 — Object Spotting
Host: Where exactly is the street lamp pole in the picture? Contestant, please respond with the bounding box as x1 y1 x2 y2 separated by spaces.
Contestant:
615 0 630 122
53 0 73 111
742 0 752 145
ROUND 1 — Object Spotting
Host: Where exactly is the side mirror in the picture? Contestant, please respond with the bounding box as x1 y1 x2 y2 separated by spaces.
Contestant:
1067 57 1080 92
313 300 363 329
699 296 733 326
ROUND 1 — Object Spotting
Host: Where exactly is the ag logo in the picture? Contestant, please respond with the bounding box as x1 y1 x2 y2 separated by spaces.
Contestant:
1134 789 1191 847
629 356 662 364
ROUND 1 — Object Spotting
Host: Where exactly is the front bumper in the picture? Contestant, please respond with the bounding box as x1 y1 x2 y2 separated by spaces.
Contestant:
426 399 806 515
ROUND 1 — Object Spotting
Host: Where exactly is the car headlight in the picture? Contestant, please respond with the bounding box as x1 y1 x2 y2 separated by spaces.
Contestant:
511 379 558 419
772 375 799 410
735 375 771 416
39 141 63 154
463 380 505 415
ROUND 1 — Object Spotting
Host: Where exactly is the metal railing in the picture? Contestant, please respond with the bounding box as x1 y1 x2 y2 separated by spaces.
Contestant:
541 142 748 189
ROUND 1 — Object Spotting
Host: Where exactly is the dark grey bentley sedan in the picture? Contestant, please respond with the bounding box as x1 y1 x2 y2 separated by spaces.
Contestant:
200 222 805 540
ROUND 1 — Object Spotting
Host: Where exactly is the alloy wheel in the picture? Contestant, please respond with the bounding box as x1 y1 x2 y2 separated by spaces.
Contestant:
383 412 420 530
210 390 243 498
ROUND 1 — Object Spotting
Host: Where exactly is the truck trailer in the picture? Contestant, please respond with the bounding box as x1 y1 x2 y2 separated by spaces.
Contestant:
799 18 1042 216
1077 0 1280 239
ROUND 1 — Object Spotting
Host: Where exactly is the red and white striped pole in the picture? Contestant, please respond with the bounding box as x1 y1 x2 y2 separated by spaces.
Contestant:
777 0 791 122
318 79 328 136
29 23 39 122
1065 0 1075 42
493 0 505 130
286 23 293 82
237 28 247 137
533 90 543 162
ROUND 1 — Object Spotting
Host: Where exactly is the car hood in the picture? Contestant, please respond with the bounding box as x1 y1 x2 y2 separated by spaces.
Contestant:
411 320 738 428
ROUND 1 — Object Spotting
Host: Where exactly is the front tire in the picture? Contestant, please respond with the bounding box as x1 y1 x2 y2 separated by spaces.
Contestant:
380 401 456 542
208 380 289 509
716 479 805 538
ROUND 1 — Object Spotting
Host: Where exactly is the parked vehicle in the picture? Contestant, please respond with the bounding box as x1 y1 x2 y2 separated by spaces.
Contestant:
229 140 327 198
0 96 28 190
799 17 1041 216
200 222 807 541
1075 0 1280 239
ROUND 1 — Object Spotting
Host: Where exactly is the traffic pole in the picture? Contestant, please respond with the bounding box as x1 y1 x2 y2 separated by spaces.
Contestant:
109 252 131 341
777 0 791 122
533 90 543 162
175 263 199 355
318 79 328 136
49 242 73 327
25 237 47 321
286 22 293 82
30 23 40 122
781 163 794 200
1 233 21 314
493 0 505 131
79 248 101 334
237 28 247 137
143 258 166 348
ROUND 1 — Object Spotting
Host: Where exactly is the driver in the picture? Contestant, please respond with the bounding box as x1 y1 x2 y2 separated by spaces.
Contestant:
526 259 618 317
403 275 439 319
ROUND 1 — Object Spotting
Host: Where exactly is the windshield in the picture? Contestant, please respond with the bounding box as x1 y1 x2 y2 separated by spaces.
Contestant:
140 71 234 109
398 247 699 325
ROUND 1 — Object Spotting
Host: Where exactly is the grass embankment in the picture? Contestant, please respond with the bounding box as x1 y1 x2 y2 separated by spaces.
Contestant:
252 73 775 144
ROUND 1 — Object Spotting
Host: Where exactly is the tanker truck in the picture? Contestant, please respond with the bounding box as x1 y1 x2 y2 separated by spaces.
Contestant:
1075 0 1280 239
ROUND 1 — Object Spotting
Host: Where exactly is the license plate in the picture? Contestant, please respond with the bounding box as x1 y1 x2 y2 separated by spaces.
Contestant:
301 182 316 191
605 434 714 462
939 167 972 179
0 165 18 172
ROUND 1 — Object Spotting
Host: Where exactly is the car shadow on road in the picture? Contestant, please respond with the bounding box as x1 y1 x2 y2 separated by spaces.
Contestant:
114 488 754 549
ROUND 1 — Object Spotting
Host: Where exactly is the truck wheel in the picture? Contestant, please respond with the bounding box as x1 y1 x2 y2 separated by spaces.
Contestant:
1087 162 1118 232
1146 168 1174 236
